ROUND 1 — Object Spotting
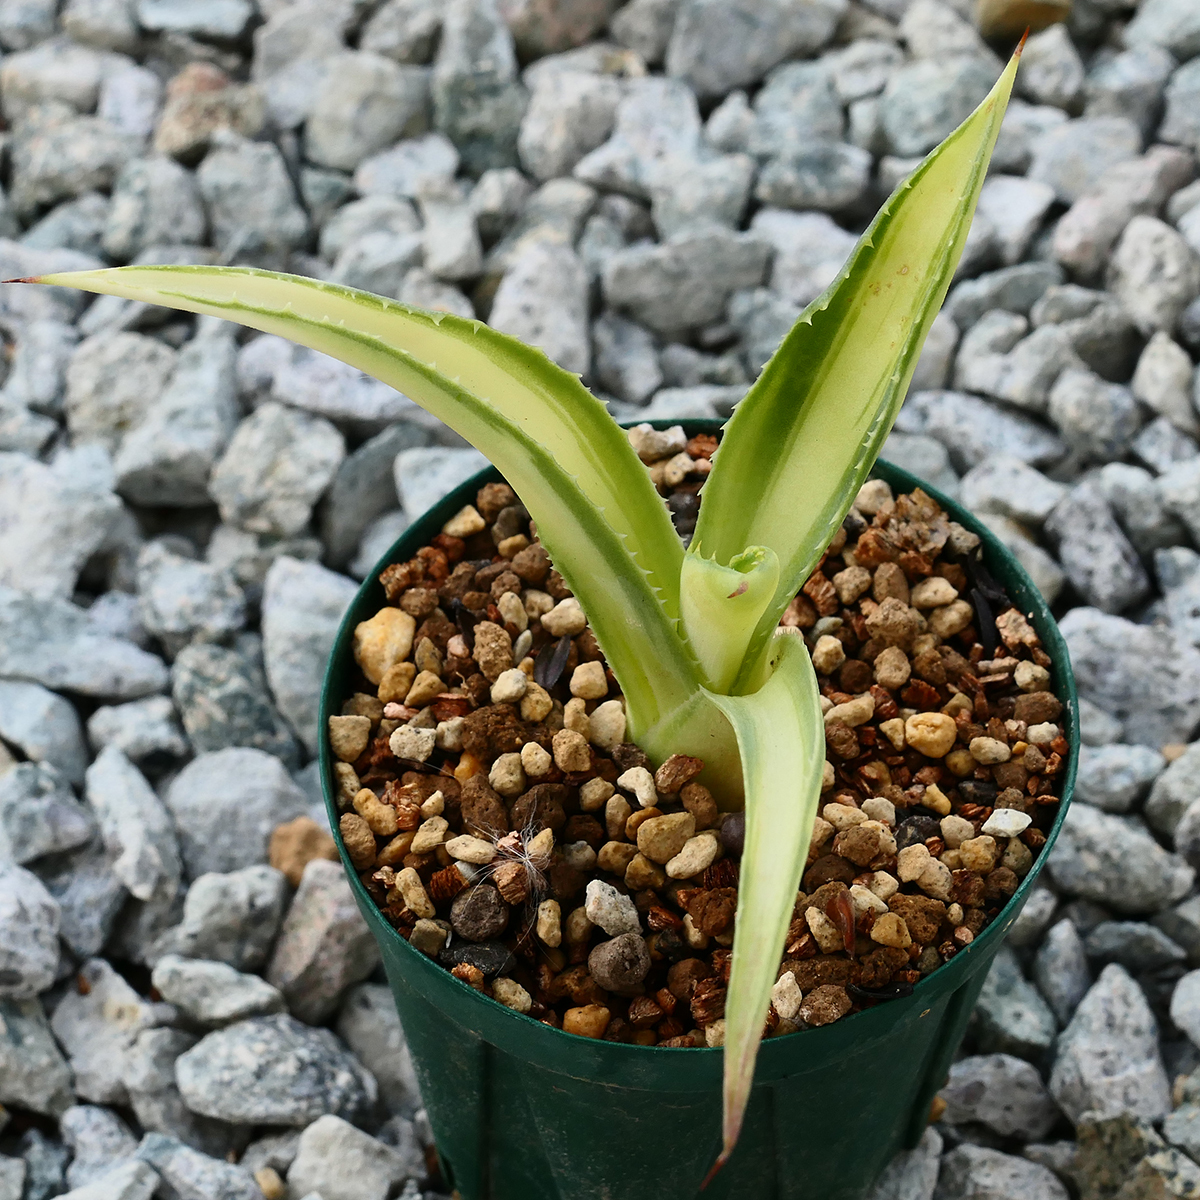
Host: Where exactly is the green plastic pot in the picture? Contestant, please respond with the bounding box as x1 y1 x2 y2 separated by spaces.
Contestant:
320 419 1078 1200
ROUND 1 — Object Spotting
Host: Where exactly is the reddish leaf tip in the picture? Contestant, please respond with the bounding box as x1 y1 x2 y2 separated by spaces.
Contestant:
1014 27 1030 57
2 276 41 284
701 1150 732 1191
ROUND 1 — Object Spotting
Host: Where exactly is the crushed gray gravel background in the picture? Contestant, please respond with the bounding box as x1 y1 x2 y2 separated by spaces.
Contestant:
1 0 1200 1196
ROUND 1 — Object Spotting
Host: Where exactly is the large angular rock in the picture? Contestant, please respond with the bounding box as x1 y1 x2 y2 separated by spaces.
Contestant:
260 557 357 755
9 106 139 218
0 680 85 785
1147 743 1200 839
175 1013 377 1127
0 998 74 1117
939 1054 1060 1140
1027 116 1142 207
749 207 856 307
603 225 769 335
1161 58 1200 153
1050 963 1170 1124
64 332 177 456
934 1145 1068 1200
894 390 1066 473
252 337 430 428
867 1127 941 1200
665 0 844 99
971 946 1058 1063
3 317 76 416
0 585 167 700
210 403 345 539
50 958 171 1106
0 760 94 866
60 1105 138 1189
171 639 299 767
517 67 622 183
164 748 309 880
881 57 996 158
154 865 288 972
267 859 379 1025
85 746 181 904
115 323 240 509
1124 0 1200 60
1059 607 1200 748
1108 216 1200 337
103 155 205 261
1044 482 1149 615
1049 804 1193 914
86 696 189 769
394 445 489 517
121 1026 234 1157
1075 744 1165 814
135 540 246 660
432 0 528 175
320 423 429 569
151 955 284 1027
135 1133 259 1200
287 1115 415 1200
35 838 128 960
0 450 121 600
336 983 423 1117
490 240 591 374
305 51 428 172
59 1160 158 1200
196 132 307 269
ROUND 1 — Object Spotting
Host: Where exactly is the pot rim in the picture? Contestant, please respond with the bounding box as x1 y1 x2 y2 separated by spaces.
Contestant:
319 418 1079 1078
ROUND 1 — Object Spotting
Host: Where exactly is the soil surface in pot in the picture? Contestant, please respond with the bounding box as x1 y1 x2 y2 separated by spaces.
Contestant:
327 423 1066 1046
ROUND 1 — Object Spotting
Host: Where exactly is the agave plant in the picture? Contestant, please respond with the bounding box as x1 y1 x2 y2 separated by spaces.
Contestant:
23 48 1019 1169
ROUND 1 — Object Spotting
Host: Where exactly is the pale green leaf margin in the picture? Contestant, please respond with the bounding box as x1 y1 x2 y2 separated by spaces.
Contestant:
27 267 694 732
704 632 825 1172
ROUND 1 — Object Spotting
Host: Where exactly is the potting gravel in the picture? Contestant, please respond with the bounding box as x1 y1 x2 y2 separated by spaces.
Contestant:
335 442 1067 1050
1 0 1200 1196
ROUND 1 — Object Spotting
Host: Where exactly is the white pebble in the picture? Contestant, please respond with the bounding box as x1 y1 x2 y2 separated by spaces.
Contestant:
806 906 842 953
771 972 803 1021
570 661 608 699
492 977 532 1013
498 590 528 632
939 814 975 848
1027 722 1060 745
1014 660 1049 692
855 479 892 514
541 597 586 637
617 765 657 808
666 831 721 879
389 724 435 763
435 716 464 752
520 741 552 777
584 879 641 936
490 667 528 704
981 808 1033 838
588 699 626 750
861 797 895 826
822 802 868 831
442 504 486 537
897 843 930 882
445 835 497 864
489 752 526 797
849 883 888 919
